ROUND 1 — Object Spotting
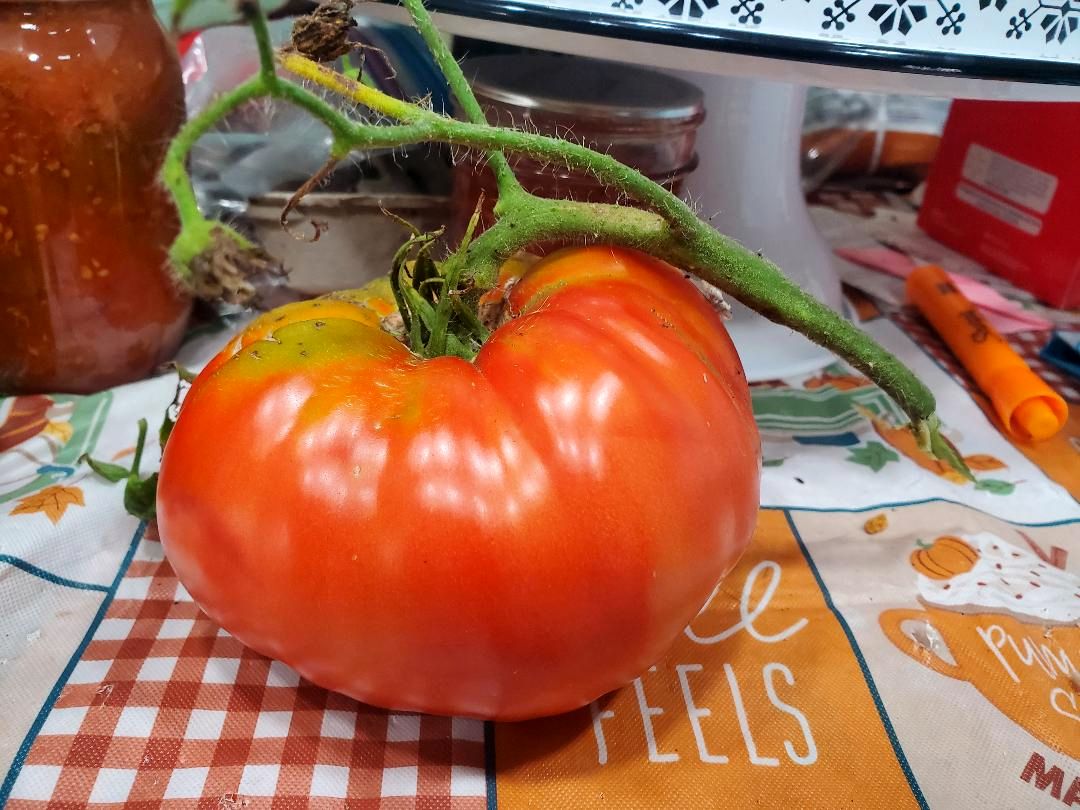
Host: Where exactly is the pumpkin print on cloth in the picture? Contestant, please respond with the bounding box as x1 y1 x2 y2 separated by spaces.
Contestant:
913 533 1080 624
910 536 979 580
881 532 1080 760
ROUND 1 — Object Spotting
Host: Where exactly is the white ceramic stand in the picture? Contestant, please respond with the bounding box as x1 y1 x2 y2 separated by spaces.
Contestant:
678 74 839 380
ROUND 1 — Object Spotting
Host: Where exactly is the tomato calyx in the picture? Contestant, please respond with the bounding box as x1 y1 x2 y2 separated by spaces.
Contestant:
387 206 492 362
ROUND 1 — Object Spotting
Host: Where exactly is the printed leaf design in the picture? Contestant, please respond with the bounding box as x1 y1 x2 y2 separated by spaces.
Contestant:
974 478 1016 496
846 441 900 473
962 454 1007 472
10 484 85 524
762 458 786 467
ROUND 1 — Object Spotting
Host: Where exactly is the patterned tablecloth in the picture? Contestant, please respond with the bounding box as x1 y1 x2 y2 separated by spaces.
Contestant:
2 273 1078 809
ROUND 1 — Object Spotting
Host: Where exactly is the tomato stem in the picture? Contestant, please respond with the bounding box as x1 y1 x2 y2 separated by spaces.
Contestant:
398 0 522 198
160 0 969 476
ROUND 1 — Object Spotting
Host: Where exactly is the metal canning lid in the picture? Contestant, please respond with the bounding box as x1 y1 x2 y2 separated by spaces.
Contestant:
463 53 705 124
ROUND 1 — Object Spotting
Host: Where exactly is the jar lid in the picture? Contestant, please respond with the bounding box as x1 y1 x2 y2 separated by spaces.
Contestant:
463 53 704 124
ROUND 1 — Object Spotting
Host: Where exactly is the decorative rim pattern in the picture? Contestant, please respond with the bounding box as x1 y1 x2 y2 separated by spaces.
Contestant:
417 0 1080 84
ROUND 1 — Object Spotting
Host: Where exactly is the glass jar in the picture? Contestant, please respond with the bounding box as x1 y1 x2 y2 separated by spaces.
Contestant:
451 52 704 241
0 0 191 394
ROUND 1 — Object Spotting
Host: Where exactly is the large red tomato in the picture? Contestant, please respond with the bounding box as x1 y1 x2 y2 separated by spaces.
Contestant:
157 246 760 720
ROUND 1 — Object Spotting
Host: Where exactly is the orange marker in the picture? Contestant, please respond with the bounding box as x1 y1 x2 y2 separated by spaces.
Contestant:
906 264 1067 443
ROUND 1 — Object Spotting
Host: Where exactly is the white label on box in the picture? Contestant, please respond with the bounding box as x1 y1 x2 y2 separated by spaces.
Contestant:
955 182 1043 236
961 143 1058 214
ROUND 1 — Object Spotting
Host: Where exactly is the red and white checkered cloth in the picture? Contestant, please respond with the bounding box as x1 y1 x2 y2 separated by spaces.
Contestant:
5 524 489 809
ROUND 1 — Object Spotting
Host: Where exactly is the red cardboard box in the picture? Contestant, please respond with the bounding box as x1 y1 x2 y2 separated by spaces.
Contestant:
917 101 1080 309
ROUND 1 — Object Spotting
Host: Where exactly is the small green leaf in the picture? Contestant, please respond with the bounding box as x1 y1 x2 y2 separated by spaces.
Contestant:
974 478 1016 496
80 455 130 483
123 473 159 521
846 441 900 473
762 458 786 468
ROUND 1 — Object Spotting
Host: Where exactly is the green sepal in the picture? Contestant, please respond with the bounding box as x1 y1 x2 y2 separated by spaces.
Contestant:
925 416 975 482
124 473 159 521
83 416 161 521
79 456 129 483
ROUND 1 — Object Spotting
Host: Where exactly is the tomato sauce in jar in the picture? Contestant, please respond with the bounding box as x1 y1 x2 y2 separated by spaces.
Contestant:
0 0 190 394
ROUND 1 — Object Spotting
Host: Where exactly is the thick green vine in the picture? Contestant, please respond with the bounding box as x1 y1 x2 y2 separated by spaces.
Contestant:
163 0 970 477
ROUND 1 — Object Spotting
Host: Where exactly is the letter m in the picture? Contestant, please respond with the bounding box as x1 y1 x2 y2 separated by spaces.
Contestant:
1020 752 1064 800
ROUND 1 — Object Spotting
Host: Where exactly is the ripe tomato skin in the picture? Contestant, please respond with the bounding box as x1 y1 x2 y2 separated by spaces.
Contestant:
157 247 760 720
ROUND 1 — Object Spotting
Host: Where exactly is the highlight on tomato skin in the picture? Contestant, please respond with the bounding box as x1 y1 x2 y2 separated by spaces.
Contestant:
157 246 760 721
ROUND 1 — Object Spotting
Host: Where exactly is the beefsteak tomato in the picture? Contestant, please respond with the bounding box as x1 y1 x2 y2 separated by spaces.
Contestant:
157 246 760 720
